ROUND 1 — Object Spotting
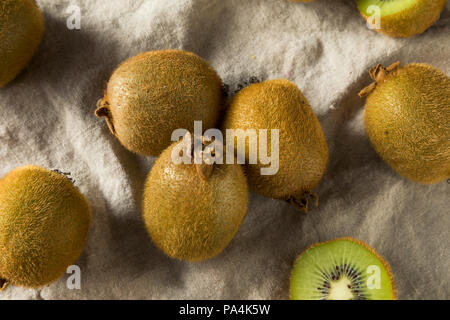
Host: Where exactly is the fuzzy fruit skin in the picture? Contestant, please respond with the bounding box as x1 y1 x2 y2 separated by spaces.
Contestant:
358 0 446 38
0 0 44 87
97 50 223 157
142 142 248 262
0 166 91 289
223 79 328 200
364 64 450 184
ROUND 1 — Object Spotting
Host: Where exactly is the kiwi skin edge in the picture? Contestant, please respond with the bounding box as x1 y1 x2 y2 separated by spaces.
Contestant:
0 278 8 291
289 237 397 300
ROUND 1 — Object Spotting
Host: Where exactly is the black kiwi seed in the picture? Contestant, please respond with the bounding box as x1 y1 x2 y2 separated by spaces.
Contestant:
291 238 396 300
316 264 367 300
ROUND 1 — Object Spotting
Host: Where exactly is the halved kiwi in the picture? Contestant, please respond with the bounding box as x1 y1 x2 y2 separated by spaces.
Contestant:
357 0 447 38
290 237 396 300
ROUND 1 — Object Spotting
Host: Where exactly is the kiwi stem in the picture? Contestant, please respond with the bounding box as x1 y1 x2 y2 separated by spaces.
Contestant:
287 191 319 213
196 163 214 181
191 136 216 181
0 277 8 291
358 62 401 97
95 97 117 135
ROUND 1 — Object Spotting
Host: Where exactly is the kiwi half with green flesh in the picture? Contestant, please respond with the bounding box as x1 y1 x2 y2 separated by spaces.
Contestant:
95 49 224 157
357 0 447 38
0 0 44 87
290 237 396 300
223 79 328 212
0 165 91 289
359 62 450 184
142 139 248 262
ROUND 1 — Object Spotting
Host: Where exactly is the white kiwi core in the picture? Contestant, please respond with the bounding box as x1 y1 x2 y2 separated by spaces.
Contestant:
328 276 355 300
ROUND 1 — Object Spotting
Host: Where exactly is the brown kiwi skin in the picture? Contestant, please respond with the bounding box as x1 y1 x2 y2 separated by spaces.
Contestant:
359 0 447 38
142 141 249 262
0 165 91 289
289 237 397 300
0 0 44 87
223 79 328 211
95 49 224 157
362 63 450 184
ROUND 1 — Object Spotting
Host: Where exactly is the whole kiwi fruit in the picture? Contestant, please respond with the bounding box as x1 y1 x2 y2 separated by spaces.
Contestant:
359 62 450 184
290 237 396 300
357 0 447 38
95 49 224 157
0 0 44 87
0 166 91 289
223 79 328 212
142 140 248 262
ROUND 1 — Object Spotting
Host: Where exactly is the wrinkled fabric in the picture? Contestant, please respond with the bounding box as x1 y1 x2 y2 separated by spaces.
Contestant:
0 0 449 300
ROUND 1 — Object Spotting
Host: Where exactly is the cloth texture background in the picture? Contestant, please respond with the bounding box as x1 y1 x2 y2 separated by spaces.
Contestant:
0 0 449 300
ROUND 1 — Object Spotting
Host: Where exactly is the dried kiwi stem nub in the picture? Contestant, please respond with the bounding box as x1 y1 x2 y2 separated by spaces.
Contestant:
358 62 401 97
196 163 214 181
52 169 75 185
0 277 8 291
95 97 117 135
190 136 215 181
287 191 319 213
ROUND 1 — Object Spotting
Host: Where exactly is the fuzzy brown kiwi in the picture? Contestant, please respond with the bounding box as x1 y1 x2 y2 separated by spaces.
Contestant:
0 0 44 87
223 79 328 212
359 62 450 184
290 237 397 300
357 0 447 38
0 166 91 289
142 140 248 262
95 49 224 157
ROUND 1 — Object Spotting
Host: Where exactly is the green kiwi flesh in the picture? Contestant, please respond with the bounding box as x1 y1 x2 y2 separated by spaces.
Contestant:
290 237 396 300
357 0 447 38
358 0 418 16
